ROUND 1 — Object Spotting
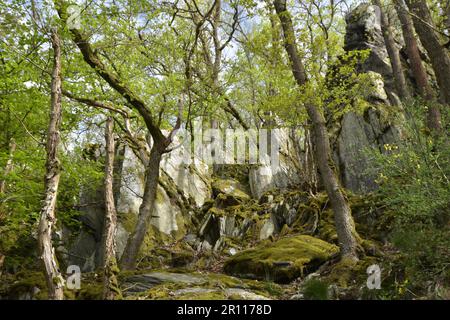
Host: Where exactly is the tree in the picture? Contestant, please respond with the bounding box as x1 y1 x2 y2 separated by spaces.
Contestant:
101 116 121 299
37 28 65 300
56 0 182 270
405 0 450 105
273 0 359 261
373 0 410 100
394 0 442 132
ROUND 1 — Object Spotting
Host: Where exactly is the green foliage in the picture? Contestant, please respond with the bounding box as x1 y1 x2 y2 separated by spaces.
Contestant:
370 99 450 290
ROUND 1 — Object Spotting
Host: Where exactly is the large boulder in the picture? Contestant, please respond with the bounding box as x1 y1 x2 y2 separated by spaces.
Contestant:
223 235 339 283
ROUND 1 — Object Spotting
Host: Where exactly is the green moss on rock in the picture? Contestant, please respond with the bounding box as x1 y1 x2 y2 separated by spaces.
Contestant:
212 179 251 201
223 235 339 283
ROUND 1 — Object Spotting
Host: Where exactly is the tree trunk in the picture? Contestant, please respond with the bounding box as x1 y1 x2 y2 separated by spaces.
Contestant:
273 0 359 261
374 0 410 100
405 0 450 105
37 29 65 300
0 138 16 194
395 0 443 132
113 142 126 208
101 116 121 300
120 144 163 270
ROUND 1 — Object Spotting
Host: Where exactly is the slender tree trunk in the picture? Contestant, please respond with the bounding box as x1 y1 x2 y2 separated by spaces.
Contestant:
0 138 16 194
37 29 65 300
113 142 126 208
101 116 121 300
273 0 359 261
120 144 163 270
395 0 434 99
374 0 410 99
405 0 450 105
395 0 443 132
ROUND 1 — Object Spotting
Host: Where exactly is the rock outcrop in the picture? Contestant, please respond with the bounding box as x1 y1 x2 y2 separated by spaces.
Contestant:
67 138 211 271
330 3 406 194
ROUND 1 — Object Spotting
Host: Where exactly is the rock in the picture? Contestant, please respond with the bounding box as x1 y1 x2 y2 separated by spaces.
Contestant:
344 3 395 103
259 219 275 240
326 4 407 194
212 178 250 201
224 288 271 300
123 272 205 293
333 106 403 193
173 287 217 296
151 186 182 236
160 132 211 207
170 250 195 267
249 128 303 200
335 112 379 193
68 137 212 271
115 224 129 259
223 235 339 283
123 271 279 300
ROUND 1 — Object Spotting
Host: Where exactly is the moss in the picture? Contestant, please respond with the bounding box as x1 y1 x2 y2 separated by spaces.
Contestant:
302 278 330 300
224 235 339 283
122 270 281 300
0 270 48 299
212 178 251 201
207 206 226 217
317 209 338 244
213 164 252 191
77 281 103 300
324 256 378 289
119 210 137 234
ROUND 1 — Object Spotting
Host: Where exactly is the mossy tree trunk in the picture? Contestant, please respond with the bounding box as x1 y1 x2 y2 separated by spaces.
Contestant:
273 0 359 261
37 28 65 300
101 116 121 299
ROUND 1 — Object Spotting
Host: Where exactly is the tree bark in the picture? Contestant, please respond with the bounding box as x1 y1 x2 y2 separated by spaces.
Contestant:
395 0 443 132
37 29 65 300
119 144 163 270
0 138 16 194
273 0 359 261
113 142 126 208
101 116 121 299
405 0 450 105
373 0 410 100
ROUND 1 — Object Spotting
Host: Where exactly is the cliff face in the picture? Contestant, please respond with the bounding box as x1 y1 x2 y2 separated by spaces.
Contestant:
331 3 407 194
65 3 404 273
